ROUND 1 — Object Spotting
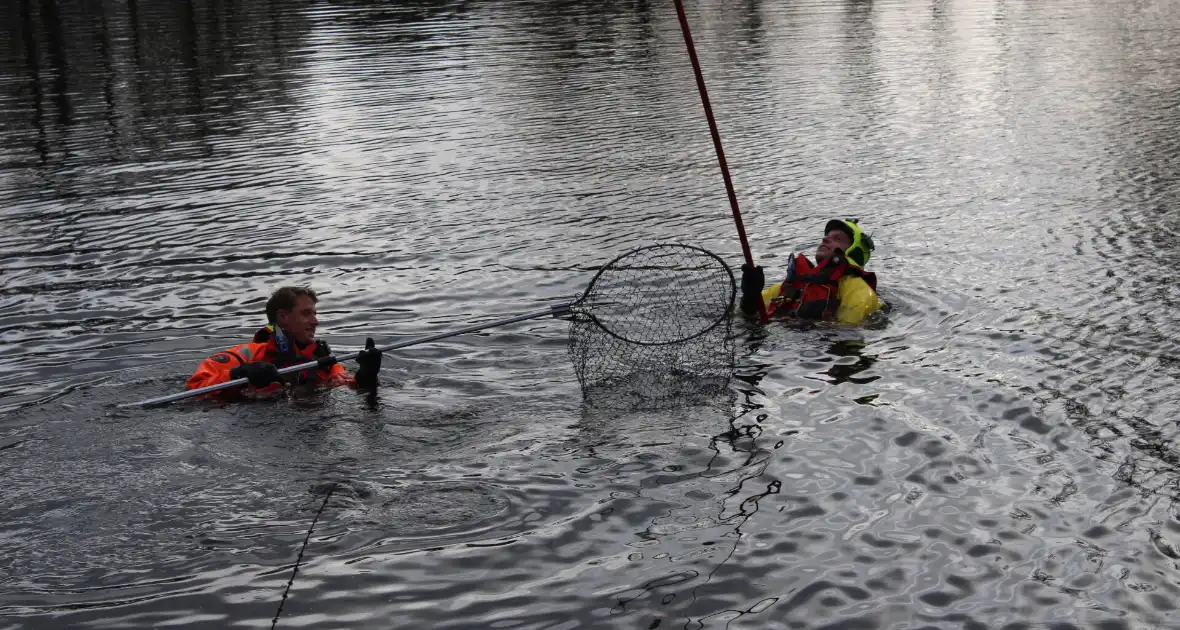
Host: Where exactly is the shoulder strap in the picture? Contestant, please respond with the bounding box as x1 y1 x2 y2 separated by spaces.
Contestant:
838 264 877 291
859 270 877 291
796 254 846 286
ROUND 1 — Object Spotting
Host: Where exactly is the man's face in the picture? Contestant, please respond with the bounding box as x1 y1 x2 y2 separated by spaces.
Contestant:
815 229 852 261
276 295 318 346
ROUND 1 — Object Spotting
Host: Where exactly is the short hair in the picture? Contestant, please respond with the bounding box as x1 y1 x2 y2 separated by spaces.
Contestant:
266 286 318 323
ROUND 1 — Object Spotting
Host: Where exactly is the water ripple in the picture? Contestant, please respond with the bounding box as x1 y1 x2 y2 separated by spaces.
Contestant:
5 0 1180 628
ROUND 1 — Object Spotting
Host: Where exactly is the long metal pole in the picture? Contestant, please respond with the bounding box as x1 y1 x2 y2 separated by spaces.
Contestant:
121 301 573 408
672 0 767 321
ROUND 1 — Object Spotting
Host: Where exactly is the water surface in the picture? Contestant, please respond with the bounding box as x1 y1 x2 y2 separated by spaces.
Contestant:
3 0 1180 628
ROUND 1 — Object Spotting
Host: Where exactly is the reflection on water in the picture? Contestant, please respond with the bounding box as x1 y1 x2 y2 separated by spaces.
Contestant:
4 0 1180 628
821 338 877 387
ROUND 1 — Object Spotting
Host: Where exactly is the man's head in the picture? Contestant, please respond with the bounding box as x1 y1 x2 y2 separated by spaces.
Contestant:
816 219 874 266
266 286 319 346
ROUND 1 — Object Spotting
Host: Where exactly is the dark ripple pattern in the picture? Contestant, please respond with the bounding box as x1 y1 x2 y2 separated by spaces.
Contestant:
4 0 1180 628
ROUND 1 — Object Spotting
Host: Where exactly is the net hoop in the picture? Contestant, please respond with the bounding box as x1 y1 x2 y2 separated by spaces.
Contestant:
574 243 735 347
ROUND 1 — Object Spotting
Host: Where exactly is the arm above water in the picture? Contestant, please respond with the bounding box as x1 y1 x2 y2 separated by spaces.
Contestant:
314 338 381 390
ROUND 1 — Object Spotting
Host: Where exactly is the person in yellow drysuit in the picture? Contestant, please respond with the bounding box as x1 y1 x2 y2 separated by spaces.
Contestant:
739 219 883 325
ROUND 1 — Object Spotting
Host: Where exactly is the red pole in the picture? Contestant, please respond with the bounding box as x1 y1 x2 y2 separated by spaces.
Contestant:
672 0 767 321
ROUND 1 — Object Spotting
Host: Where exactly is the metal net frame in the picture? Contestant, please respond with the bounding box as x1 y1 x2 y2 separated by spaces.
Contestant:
567 244 736 409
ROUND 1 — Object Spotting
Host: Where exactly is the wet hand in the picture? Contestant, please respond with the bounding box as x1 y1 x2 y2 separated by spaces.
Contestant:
740 264 765 295
355 337 382 389
314 340 332 359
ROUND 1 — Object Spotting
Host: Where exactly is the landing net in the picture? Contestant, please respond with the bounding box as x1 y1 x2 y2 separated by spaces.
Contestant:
567 244 736 409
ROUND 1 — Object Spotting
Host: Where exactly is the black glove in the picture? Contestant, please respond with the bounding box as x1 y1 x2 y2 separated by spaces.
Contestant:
739 264 765 316
354 337 382 390
740 264 765 295
229 362 281 388
314 340 332 359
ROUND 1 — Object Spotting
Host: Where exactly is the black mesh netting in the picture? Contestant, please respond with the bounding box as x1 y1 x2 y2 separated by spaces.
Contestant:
567 244 737 409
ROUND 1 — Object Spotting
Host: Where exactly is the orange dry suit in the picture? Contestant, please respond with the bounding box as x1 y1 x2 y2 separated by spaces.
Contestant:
759 252 882 325
186 325 354 394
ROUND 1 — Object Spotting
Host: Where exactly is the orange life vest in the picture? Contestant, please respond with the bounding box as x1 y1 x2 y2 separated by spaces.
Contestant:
767 253 878 320
186 326 354 394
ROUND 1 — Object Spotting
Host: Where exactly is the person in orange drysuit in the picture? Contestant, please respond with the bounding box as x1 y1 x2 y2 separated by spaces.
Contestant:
187 286 382 396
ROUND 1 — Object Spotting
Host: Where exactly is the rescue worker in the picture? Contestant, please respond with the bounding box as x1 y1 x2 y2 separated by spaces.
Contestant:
187 286 383 395
739 219 883 326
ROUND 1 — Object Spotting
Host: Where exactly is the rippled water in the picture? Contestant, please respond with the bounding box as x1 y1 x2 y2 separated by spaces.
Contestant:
4 0 1180 627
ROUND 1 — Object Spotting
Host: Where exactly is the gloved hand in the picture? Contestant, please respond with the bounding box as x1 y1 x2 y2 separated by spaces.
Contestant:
354 337 382 390
740 264 765 296
739 264 766 316
314 340 332 359
229 362 281 388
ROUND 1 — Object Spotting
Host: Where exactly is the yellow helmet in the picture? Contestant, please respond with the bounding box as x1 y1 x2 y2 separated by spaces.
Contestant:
824 218 874 267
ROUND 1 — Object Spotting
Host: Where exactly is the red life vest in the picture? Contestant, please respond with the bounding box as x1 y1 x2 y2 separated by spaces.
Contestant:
767 253 878 320
250 325 338 386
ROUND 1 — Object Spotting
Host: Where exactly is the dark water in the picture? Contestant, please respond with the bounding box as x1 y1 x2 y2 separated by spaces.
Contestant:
4 0 1180 627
